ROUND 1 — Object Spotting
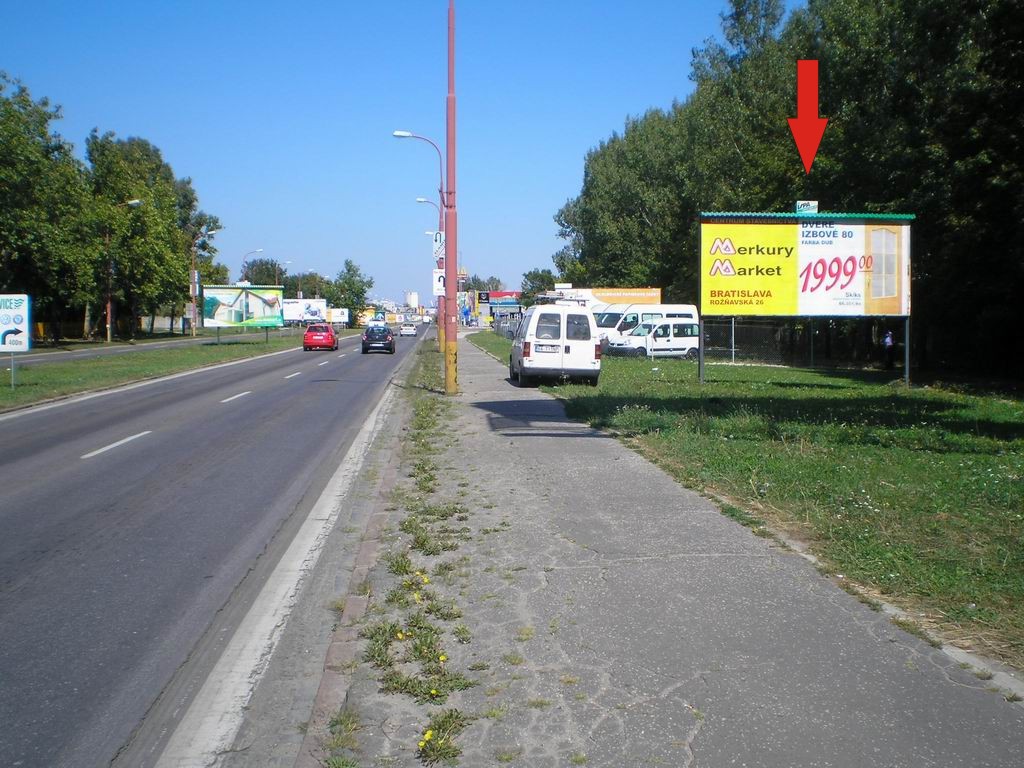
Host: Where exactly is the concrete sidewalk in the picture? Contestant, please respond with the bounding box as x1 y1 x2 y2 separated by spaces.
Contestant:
298 338 1024 767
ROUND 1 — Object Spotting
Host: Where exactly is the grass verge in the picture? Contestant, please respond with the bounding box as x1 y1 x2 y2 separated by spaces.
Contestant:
1 335 304 411
467 330 1024 668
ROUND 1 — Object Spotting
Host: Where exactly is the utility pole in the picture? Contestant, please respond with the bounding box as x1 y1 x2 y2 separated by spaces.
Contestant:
444 0 458 395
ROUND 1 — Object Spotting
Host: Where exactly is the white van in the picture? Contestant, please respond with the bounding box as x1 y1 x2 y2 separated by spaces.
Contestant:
607 318 700 359
509 303 601 386
595 303 699 349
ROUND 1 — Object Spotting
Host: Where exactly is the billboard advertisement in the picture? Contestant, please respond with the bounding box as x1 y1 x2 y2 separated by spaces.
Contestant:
327 307 350 325
202 286 284 327
700 216 912 317
282 298 328 324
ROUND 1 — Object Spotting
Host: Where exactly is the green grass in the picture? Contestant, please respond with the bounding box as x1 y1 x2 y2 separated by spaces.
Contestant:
1 335 304 411
467 332 1024 668
467 330 513 363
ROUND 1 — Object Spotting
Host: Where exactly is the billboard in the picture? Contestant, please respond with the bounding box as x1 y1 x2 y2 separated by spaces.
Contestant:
282 298 328 324
327 307 350 325
202 286 284 328
700 215 913 317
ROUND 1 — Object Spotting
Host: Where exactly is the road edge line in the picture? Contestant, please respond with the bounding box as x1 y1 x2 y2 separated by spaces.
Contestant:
154 378 398 768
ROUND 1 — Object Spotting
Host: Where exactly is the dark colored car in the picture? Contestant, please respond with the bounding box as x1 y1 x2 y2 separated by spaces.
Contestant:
303 323 338 351
362 325 395 354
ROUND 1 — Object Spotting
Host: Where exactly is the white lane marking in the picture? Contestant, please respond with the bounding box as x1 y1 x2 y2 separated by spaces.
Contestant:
80 431 152 459
0 347 303 424
220 391 252 403
156 382 397 767
318 361 329 366
284 371 302 379
337 353 346 358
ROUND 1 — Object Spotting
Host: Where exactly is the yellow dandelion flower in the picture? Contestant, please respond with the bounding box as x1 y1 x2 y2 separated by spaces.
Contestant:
418 740 425 748
430 688 438 695
396 631 404 640
422 576 430 584
425 730 434 740
439 654 447 662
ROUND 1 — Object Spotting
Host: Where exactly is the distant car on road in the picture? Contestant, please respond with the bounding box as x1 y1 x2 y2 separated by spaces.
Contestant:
399 323 418 337
303 323 338 351
362 325 395 354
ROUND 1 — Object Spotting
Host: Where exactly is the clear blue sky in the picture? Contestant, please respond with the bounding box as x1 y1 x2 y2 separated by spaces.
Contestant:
4 0 801 305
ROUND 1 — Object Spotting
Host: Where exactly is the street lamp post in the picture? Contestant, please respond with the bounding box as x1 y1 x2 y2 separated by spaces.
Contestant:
393 129 448 359
190 227 220 337
277 259 292 286
106 198 143 343
416 197 443 232
239 248 263 283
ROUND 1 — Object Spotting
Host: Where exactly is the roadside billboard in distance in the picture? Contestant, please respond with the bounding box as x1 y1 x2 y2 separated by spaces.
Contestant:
326 307 350 325
700 213 913 317
202 286 284 327
282 298 328 324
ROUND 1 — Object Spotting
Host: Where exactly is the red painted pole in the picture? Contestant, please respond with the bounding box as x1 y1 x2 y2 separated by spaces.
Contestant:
443 0 458 394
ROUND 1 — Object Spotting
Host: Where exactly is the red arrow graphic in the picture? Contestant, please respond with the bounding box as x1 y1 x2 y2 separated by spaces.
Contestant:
788 59 829 174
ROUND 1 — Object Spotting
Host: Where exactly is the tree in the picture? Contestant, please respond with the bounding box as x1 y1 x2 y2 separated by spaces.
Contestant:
0 74 95 337
331 260 374 323
463 274 504 292
520 268 556 307
241 257 283 286
86 131 188 337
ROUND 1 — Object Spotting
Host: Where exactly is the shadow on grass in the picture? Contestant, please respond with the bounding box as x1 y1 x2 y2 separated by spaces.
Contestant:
556 389 1024 450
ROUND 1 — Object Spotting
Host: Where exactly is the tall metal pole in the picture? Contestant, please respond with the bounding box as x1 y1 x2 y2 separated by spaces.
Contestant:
443 0 458 395
105 229 114 343
190 243 198 337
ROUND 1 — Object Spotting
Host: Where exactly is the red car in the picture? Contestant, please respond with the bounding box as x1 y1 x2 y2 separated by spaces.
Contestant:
303 323 338 351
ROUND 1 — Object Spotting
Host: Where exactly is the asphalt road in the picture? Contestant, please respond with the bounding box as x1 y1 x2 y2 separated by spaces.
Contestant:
0 331 419 767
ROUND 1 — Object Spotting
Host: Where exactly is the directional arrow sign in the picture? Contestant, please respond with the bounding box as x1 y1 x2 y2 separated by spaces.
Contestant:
787 59 829 174
0 294 31 352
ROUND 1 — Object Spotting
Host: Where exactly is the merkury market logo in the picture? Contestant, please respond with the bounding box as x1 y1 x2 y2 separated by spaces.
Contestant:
707 237 791 278
706 237 792 306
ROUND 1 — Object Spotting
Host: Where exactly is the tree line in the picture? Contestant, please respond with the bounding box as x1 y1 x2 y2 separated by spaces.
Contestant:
0 73 226 339
1 73 376 337
539 0 1022 376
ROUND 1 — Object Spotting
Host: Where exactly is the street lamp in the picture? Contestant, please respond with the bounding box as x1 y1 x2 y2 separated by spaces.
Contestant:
239 248 264 282
106 198 143 343
416 197 444 232
277 259 292 286
190 227 220 337
394 130 449 358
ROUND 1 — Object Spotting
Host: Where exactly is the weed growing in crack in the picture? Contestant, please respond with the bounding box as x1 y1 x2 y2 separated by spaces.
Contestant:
326 707 362 751
453 624 472 644
360 621 400 669
416 709 474 765
383 551 414 576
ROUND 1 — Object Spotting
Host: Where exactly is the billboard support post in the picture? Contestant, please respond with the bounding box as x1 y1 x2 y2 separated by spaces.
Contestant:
9 352 13 390
905 316 911 386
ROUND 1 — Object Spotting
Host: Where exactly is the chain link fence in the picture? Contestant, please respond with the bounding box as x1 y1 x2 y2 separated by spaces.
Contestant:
703 317 899 369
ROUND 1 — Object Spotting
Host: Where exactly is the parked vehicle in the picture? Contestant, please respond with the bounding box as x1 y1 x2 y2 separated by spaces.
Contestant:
595 303 699 350
509 303 600 386
362 325 395 354
303 323 338 351
606 319 700 359
399 323 418 337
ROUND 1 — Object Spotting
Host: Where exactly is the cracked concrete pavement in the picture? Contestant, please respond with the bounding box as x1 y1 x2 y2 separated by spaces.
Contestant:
239 336 1024 767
